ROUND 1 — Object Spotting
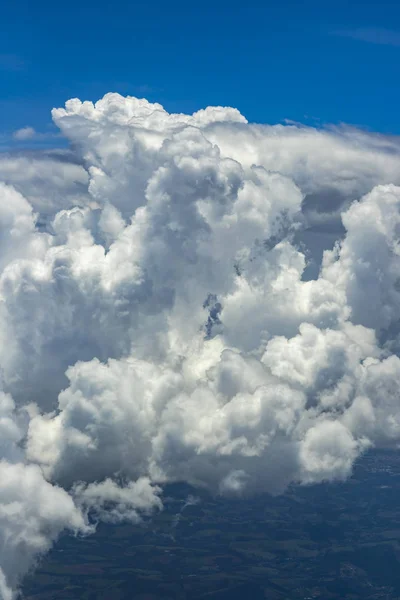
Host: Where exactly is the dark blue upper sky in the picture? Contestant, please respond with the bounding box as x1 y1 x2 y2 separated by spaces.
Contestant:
1 0 400 139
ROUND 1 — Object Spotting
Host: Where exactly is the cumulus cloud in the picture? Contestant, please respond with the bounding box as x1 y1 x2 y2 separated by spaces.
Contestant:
1 92 400 596
0 150 91 221
0 387 90 599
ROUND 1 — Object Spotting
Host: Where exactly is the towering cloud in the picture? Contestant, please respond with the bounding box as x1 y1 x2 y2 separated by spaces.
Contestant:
1 93 400 597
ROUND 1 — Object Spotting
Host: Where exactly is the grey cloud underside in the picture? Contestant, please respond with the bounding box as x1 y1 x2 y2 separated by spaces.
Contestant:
1 93 400 598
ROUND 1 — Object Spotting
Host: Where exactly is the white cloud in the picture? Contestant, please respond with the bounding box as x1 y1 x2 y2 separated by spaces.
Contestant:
1 93 400 595
12 127 36 141
0 386 90 599
74 477 162 524
0 150 91 222
10 127 63 147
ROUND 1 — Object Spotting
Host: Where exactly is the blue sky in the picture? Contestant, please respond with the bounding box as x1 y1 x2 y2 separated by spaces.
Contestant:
1 0 400 141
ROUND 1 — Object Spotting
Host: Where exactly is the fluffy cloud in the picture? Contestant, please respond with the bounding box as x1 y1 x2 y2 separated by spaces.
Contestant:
12 127 36 141
0 388 90 600
0 150 91 220
1 93 400 596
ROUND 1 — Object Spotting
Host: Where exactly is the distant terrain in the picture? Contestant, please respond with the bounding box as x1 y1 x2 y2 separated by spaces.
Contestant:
23 451 400 599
